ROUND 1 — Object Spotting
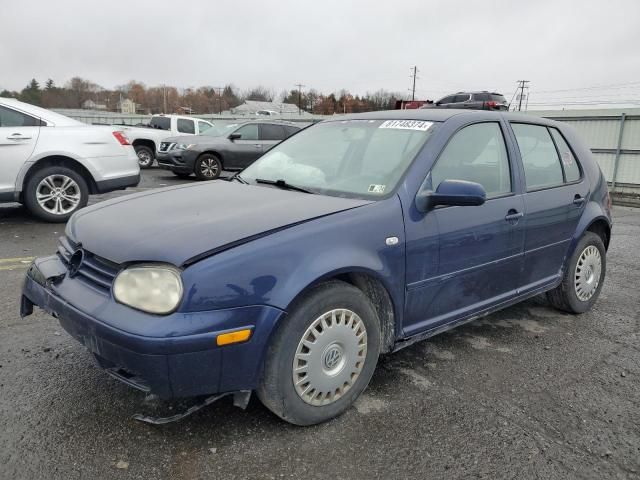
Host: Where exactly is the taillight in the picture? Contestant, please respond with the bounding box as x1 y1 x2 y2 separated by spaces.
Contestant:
112 131 130 145
486 101 497 109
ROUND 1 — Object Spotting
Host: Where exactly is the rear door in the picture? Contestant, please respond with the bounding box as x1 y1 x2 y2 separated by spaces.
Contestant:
509 122 589 291
0 105 41 196
403 121 525 335
259 123 289 153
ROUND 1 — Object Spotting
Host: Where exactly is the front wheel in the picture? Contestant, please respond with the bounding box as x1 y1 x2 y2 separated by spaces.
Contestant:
257 281 380 426
135 145 154 169
23 166 89 222
547 232 606 313
194 154 222 180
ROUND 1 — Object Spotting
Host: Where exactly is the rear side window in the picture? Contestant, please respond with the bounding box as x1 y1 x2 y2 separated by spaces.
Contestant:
261 124 287 140
549 129 581 182
0 106 40 127
177 119 195 134
431 122 511 198
511 123 564 191
473 93 490 101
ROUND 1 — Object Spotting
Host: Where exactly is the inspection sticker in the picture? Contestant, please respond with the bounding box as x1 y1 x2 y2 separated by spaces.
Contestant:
368 184 386 194
379 120 433 131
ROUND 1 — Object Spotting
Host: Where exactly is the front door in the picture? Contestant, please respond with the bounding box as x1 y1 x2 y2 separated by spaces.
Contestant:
404 121 525 336
227 123 263 169
0 106 41 196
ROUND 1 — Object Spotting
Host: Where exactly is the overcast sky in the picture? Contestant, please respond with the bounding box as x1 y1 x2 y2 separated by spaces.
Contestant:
2 0 640 107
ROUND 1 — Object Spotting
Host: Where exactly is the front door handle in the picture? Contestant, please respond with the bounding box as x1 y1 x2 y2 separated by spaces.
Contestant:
254 144 262 148
573 195 585 206
7 133 31 140
505 210 524 223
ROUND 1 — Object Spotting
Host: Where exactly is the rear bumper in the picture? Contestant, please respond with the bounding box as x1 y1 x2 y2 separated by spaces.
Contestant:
95 173 140 193
21 256 285 399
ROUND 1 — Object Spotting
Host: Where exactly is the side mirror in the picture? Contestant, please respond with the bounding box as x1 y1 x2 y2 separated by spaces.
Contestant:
415 179 486 212
228 133 241 141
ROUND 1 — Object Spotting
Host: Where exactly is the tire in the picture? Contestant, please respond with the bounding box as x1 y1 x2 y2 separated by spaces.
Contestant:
257 280 381 426
135 145 154 169
23 166 89 223
547 232 606 314
172 172 192 179
194 154 222 180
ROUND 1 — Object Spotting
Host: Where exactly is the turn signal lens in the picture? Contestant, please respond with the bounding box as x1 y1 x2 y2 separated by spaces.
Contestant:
216 329 252 346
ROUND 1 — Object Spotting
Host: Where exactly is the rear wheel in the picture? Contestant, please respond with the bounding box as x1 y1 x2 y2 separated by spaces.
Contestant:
547 232 606 313
23 166 89 222
194 154 222 180
135 145 154 169
257 281 380 426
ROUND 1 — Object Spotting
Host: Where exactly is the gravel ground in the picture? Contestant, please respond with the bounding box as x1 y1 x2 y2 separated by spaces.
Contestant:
0 170 638 479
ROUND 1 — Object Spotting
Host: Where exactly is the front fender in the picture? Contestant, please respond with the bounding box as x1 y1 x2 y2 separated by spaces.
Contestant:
180 196 406 326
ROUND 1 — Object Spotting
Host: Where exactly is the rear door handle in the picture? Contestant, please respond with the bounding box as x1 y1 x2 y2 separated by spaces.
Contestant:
7 133 31 140
505 210 524 222
254 144 262 148
573 195 585 206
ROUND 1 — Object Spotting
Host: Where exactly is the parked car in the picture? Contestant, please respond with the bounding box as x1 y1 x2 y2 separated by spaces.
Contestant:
0 98 139 222
118 114 214 169
424 91 509 110
156 121 301 180
22 110 611 425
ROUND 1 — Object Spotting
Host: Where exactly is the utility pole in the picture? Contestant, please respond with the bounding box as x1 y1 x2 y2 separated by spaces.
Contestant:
410 66 419 101
516 80 530 111
295 83 305 115
162 84 167 113
212 87 223 114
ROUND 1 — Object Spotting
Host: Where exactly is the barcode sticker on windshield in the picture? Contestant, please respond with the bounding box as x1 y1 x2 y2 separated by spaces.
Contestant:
368 184 386 194
379 120 433 131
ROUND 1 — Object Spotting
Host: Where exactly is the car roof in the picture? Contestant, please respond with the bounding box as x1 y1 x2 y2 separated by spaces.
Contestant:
322 109 562 127
0 97 83 126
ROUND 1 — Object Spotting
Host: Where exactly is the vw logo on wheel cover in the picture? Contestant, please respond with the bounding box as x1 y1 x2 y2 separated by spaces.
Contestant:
323 345 342 370
68 249 84 277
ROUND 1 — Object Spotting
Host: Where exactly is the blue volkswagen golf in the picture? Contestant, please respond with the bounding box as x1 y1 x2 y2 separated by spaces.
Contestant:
21 110 611 425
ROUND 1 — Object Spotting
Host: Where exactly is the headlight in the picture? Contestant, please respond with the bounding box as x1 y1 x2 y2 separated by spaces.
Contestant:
113 265 183 314
174 143 195 150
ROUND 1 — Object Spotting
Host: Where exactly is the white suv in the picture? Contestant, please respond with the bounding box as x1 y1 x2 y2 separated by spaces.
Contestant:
0 98 140 222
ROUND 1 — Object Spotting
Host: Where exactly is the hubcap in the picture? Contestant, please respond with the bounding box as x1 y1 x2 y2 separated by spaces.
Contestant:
36 175 81 215
292 309 367 406
575 245 602 301
137 150 152 165
200 158 218 177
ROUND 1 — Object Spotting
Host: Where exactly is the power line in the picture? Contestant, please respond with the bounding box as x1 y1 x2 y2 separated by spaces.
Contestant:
534 80 640 94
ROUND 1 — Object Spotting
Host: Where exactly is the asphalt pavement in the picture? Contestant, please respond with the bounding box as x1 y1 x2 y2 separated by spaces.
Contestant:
0 170 639 479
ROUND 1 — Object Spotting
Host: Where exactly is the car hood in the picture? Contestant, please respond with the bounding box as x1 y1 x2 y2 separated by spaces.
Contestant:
66 181 371 266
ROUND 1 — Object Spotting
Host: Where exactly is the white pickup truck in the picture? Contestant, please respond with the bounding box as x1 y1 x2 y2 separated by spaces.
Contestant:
119 114 214 168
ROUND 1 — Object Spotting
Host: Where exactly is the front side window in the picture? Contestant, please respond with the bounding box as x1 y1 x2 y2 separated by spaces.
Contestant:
550 128 581 183
0 106 40 127
431 122 511 198
242 119 437 199
198 121 212 134
233 124 259 140
177 119 195 134
453 94 470 103
512 123 564 190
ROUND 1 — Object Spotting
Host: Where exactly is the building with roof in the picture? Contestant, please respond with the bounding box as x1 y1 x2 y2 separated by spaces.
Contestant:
231 100 309 116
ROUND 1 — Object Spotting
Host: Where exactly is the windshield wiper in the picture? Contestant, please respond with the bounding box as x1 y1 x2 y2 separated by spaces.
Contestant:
230 173 249 184
254 178 315 194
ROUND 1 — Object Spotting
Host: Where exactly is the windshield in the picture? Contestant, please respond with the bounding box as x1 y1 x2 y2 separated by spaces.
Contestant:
201 123 240 137
241 119 437 199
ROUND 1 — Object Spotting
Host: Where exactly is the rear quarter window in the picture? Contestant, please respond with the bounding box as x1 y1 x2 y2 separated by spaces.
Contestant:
550 129 581 183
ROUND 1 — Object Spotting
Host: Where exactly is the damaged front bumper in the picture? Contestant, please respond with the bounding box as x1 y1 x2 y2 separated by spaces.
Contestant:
21 255 284 401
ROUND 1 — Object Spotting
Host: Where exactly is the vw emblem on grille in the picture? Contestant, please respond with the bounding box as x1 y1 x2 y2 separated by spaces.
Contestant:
68 249 84 277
